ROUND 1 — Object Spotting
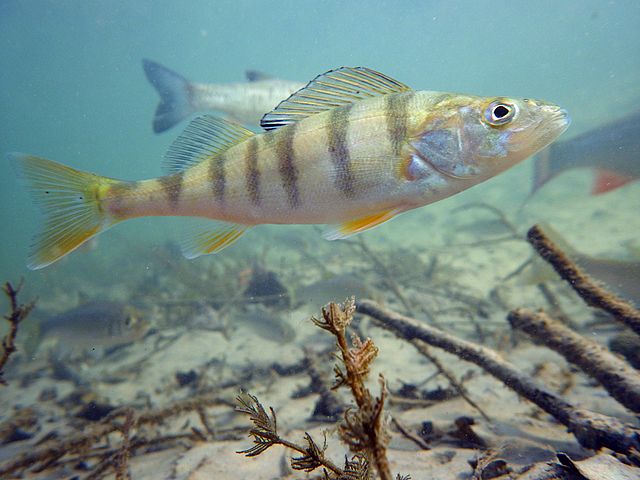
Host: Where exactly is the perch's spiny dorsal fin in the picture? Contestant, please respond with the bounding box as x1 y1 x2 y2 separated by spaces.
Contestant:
260 67 411 131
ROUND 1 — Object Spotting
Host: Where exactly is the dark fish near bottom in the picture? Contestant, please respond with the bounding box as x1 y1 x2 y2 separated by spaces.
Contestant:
532 108 640 195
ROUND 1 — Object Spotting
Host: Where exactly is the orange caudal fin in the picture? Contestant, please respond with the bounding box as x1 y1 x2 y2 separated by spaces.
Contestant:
592 169 633 195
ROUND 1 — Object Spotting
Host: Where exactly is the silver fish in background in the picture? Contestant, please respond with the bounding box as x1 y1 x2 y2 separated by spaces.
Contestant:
532 108 640 195
143 59 304 132
235 304 296 344
33 301 150 354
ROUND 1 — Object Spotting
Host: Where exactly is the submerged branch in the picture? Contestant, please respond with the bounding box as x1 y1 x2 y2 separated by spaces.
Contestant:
527 225 640 335
0 393 232 477
509 308 640 414
235 391 344 476
408 338 490 422
356 299 640 456
1 279 36 386
351 237 418 318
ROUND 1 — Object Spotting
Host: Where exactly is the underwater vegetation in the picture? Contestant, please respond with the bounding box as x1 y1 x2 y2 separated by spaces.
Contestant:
236 299 404 480
3 3 640 479
0 281 35 386
1 223 639 478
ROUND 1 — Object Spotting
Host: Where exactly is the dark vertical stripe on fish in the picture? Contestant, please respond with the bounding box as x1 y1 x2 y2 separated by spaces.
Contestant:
158 173 183 209
385 92 413 156
275 123 300 208
328 104 355 197
245 137 261 206
209 154 226 203
105 181 138 218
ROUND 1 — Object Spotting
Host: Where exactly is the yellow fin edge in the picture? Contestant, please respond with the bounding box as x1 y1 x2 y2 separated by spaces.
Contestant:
323 209 400 240
9 153 116 270
181 222 247 259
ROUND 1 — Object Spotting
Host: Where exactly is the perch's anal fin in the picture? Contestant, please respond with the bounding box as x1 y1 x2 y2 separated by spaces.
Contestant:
323 209 402 240
181 221 248 258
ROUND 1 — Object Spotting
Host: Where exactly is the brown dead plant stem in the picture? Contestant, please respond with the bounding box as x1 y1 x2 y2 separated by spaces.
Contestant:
356 299 640 457
114 408 135 480
1 279 36 386
313 298 392 480
527 225 640 335
237 299 403 480
236 391 344 476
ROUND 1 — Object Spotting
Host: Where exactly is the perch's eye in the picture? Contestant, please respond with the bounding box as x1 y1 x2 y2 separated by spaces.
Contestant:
484 101 516 126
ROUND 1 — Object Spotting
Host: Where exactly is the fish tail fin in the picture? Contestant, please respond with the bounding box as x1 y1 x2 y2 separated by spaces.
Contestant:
9 153 117 270
530 147 555 196
143 59 196 133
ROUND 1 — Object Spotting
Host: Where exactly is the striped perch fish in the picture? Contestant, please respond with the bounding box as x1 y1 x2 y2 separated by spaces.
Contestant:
10 67 570 269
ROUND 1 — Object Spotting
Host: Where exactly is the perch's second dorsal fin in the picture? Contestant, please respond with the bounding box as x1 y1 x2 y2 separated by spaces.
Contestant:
163 115 254 173
260 67 411 131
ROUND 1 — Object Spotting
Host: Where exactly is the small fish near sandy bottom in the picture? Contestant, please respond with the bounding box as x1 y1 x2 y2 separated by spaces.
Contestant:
11 66 570 269
31 301 150 356
531 107 640 196
143 59 304 132
233 304 296 343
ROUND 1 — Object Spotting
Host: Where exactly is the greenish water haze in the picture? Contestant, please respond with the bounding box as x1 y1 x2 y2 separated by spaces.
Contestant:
1 0 639 282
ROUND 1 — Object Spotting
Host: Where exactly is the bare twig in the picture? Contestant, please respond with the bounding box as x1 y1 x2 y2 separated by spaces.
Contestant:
196 405 217 439
508 308 640 414
235 391 343 476
0 393 231 477
356 299 640 456
502 256 534 282
1 279 36 386
114 409 134 480
527 225 640 335
409 338 491 422
391 417 430 450
351 237 418 318
452 202 521 238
